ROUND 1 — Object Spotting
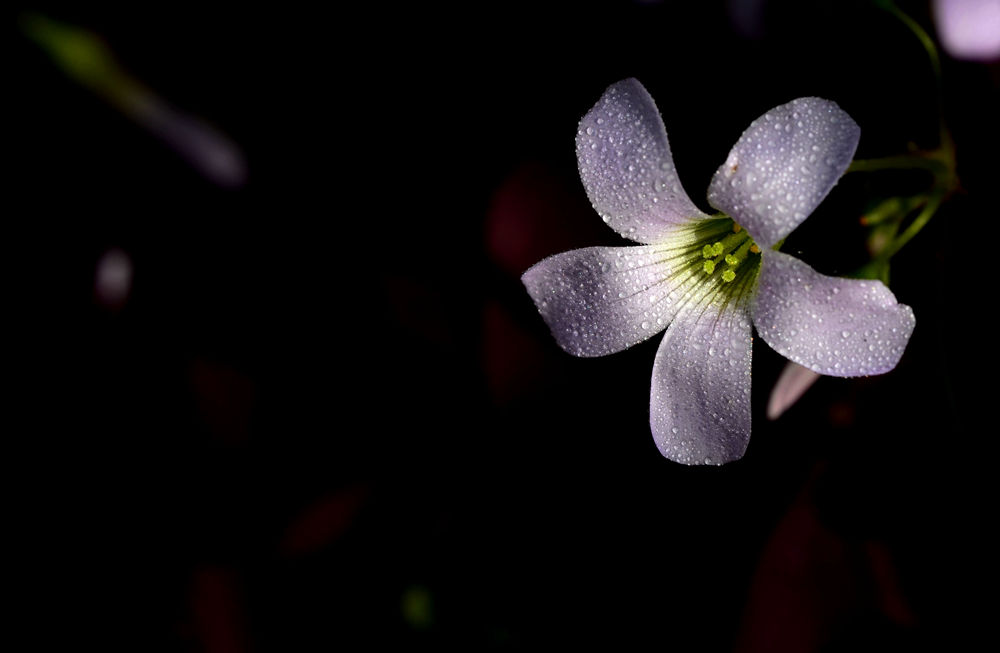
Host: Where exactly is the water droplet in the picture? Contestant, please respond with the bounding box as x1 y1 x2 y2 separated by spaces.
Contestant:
841 330 851 338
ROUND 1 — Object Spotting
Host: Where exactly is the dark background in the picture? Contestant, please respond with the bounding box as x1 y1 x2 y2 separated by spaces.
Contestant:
12 1 998 650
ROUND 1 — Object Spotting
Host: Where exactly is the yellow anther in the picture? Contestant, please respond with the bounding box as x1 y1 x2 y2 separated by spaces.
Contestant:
702 244 715 259
703 260 716 275
733 223 742 233
722 268 736 282
749 244 760 254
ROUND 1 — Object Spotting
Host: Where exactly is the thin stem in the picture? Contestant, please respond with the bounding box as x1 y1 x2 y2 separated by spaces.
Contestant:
879 0 942 85
877 0 948 147
880 189 946 261
847 155 947 175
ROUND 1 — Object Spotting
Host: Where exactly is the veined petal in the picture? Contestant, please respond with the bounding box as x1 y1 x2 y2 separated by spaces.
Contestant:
650 298 753 465
576 78 710 245
707 98 859 248
752 251 915 377
522 243 707 357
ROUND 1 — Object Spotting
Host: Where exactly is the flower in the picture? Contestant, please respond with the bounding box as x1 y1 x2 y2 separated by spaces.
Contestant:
934 0 1000 61
522 79 915 465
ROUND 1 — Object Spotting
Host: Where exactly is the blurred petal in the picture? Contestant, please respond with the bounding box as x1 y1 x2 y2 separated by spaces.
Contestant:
650 299 753 465
935 0 1000 61
707 98 859 248
576 78 710 244
94 247 133 309
767 361 821 420
22 13 247 189
140 99 248 189
522 243 701 357
753 251 915 377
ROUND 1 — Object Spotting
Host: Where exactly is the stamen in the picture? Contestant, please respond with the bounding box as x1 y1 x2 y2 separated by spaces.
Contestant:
716 231 748 254
725 239 754 267
689 218 764 292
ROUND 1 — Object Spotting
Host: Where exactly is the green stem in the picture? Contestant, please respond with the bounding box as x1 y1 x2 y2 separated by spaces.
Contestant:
878 0 941 86
880 189 946 261
847 155 947 175
876 0 948 147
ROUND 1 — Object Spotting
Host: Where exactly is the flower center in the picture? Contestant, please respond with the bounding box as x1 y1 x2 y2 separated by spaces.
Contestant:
678 217 761 306
699 221 761 283
647 216 763 315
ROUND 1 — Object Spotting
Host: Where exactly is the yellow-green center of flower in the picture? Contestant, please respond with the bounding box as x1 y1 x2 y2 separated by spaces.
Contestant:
699 221 761 283
650 216 763 312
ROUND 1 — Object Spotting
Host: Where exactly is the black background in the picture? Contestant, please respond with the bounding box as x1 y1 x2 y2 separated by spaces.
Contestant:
12 1 998 650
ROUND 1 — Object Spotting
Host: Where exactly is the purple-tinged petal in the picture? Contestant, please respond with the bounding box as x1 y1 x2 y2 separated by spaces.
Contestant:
522 244 701 357
934 0 1000 61
707 98 859 249
767 361 821 420
753 251 915 377
650 299 753 465
576 79 710 244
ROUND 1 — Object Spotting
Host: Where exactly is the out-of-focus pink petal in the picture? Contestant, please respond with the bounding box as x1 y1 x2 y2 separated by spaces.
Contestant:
935 0 1000 61
767 361 821 420
140 98 248 189
94 247 133 310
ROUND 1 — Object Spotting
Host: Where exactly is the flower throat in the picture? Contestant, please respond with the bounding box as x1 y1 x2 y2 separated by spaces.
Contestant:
693 217 762 288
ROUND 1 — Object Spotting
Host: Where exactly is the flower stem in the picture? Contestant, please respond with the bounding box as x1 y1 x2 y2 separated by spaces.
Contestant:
876 0 949 148
879 188 946 261
846 155 947 175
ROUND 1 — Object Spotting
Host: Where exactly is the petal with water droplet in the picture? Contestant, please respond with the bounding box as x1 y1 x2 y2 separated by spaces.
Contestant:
576 78 709 245
650 299 753 465
752 251 915 376
706 97 859 248
522 244 700 357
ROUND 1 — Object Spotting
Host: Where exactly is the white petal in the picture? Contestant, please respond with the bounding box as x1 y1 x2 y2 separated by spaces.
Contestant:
752 251 915 377
707 97 859 248
576 79 710 244
650 299 753 465
522 244 702 357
